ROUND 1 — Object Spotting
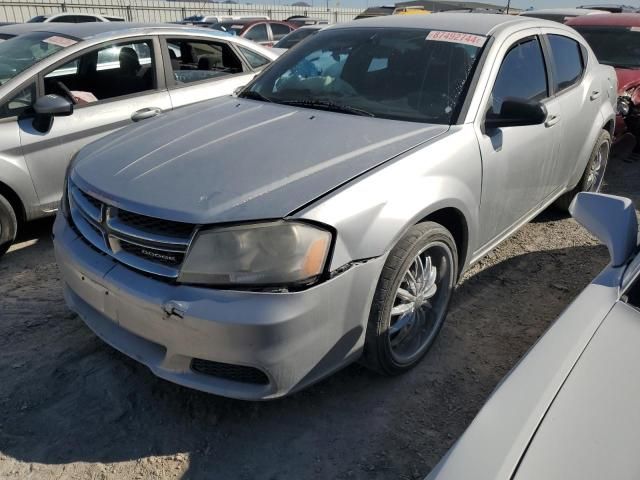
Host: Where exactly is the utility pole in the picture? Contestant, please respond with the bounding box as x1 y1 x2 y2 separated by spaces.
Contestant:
505 0 511 14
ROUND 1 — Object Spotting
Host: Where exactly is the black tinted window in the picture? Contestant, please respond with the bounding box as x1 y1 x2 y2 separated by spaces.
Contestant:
245 24 268 42
492 38 548 114
270 23 292 40
573 26 640 69
548 35 584 91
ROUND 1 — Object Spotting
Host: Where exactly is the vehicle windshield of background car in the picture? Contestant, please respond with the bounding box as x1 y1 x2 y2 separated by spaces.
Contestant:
242 27 486 124
574 25 640 69
0 31 77 85
209 22 244 35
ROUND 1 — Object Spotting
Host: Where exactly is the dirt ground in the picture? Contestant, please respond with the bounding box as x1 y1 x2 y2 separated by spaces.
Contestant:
1 156 638 480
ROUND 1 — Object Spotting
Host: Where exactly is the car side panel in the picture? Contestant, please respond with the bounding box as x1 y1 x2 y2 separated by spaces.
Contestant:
296 127 481 273
0 118 40 220
426 269 622 480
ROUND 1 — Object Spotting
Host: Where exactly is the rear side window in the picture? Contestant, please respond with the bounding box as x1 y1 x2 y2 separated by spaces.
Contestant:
491 37 548 114
548 34 584 92
270 23 292 40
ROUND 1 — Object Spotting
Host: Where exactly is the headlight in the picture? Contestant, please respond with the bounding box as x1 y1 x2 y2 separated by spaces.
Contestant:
618 96 631 117
60 151 80 219
179 221 332 287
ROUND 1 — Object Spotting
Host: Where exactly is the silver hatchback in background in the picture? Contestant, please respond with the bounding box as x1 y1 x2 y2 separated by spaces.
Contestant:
0 22 278 255
55 14 616 399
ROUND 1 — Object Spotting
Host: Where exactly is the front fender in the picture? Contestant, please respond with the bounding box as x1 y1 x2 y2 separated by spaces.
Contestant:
296 128 482 272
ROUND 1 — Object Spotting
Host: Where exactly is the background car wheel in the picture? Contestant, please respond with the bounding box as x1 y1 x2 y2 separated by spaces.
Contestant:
555 129 611 211
362 222 458 376
0 193 17 257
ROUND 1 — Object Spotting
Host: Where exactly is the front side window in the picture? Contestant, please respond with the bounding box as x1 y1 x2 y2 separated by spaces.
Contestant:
243 27 486 124
0 32 78 86
44 39 156 104
491 38 548 115
244 24 268 42
0 83 35 119
166 38 244 85
573 25 640 69
548 34 584 92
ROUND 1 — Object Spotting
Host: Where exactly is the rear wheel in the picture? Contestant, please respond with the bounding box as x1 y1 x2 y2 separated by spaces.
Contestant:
0 193 17 257
362 222 457 375
555 129 611 211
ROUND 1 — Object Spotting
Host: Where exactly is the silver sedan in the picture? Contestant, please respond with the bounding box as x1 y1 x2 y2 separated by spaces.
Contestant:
54 14 616 399
0 22 278 255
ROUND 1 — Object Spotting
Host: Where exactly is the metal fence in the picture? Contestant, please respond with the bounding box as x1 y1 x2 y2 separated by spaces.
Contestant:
0 0 363 23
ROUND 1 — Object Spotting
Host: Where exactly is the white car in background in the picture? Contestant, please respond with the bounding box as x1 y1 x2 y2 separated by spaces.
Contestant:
28 13 125 23
427 192 640 480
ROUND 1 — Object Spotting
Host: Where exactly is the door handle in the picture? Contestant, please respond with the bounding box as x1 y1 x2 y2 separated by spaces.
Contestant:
545 114 560 127
590 90 601 101
131 107 162 122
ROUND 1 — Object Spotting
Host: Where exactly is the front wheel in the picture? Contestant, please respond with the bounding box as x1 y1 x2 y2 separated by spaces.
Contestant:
362 222 458 376
555 129 611 211
0 193 17 258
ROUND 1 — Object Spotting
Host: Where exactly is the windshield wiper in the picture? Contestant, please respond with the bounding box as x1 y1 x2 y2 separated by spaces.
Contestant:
280 99 375 117
238 90 273 103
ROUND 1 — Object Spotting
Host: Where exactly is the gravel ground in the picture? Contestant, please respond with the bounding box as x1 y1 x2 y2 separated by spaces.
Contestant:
1 156 638 480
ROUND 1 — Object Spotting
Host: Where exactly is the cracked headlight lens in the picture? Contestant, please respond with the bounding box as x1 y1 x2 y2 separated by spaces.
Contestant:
179 221 332 287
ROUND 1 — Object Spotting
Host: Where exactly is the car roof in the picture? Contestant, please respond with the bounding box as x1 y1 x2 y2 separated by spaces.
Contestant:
567 12 640 26
332 12 550 36
0 22 232 40
521 8 609 16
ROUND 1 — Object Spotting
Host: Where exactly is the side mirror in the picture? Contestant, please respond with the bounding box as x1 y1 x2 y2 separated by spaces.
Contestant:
485 98 547 130
32 94 73 133
570 192 638 267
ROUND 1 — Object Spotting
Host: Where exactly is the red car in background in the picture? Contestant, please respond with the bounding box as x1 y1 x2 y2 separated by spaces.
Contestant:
568 14 640 154
209 19 295 47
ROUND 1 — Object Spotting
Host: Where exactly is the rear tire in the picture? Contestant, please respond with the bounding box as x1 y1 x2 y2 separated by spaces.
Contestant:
555 129 611 211
0 193 17 258
362 222 457 376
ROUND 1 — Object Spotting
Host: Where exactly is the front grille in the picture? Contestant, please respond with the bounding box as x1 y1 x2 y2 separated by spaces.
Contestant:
68 181 196 278
191 359 270 385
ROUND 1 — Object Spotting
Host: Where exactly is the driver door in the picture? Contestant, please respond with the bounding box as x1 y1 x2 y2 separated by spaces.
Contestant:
18 36 171 210
475 33 562 245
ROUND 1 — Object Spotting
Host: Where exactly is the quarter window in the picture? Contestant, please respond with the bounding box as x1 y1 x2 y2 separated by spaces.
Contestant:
0 83 35 119
548 35 584 92
238 46 270 69
491 38 548 114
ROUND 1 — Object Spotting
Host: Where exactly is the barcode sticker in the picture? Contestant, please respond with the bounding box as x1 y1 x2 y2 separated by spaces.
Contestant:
426 31 487 47
43 36 77 48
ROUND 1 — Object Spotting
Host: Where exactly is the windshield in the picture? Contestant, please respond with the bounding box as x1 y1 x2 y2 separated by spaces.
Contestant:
574 25 640 69
274 28 320 49
27 15 48 23
210 22 244 35
243 27 485 124
0 31 78 85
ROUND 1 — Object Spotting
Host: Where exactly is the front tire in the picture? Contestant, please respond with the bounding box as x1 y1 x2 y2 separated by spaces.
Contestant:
362 222 458 376
555 129 611 211
0 193 17 257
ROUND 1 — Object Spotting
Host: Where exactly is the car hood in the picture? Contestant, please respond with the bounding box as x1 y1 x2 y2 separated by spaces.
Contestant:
615 67 640 93
71 97 448 224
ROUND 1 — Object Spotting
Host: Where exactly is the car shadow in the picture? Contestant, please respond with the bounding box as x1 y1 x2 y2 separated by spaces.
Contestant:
0 242 608 479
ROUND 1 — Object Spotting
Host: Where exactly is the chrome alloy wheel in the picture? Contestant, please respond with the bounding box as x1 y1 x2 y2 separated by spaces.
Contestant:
586 141 609 192
387 242 454 364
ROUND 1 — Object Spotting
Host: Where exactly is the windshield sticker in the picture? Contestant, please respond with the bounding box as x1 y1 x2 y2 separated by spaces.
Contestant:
426 31 486 47
43 36 77 48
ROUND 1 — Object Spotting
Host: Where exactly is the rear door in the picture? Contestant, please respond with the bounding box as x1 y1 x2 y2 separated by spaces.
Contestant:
18 36 171 209
542 31 600 190
161 35 260 108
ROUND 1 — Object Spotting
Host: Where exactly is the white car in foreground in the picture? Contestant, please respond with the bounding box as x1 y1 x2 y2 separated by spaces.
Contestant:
428 192 640 480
